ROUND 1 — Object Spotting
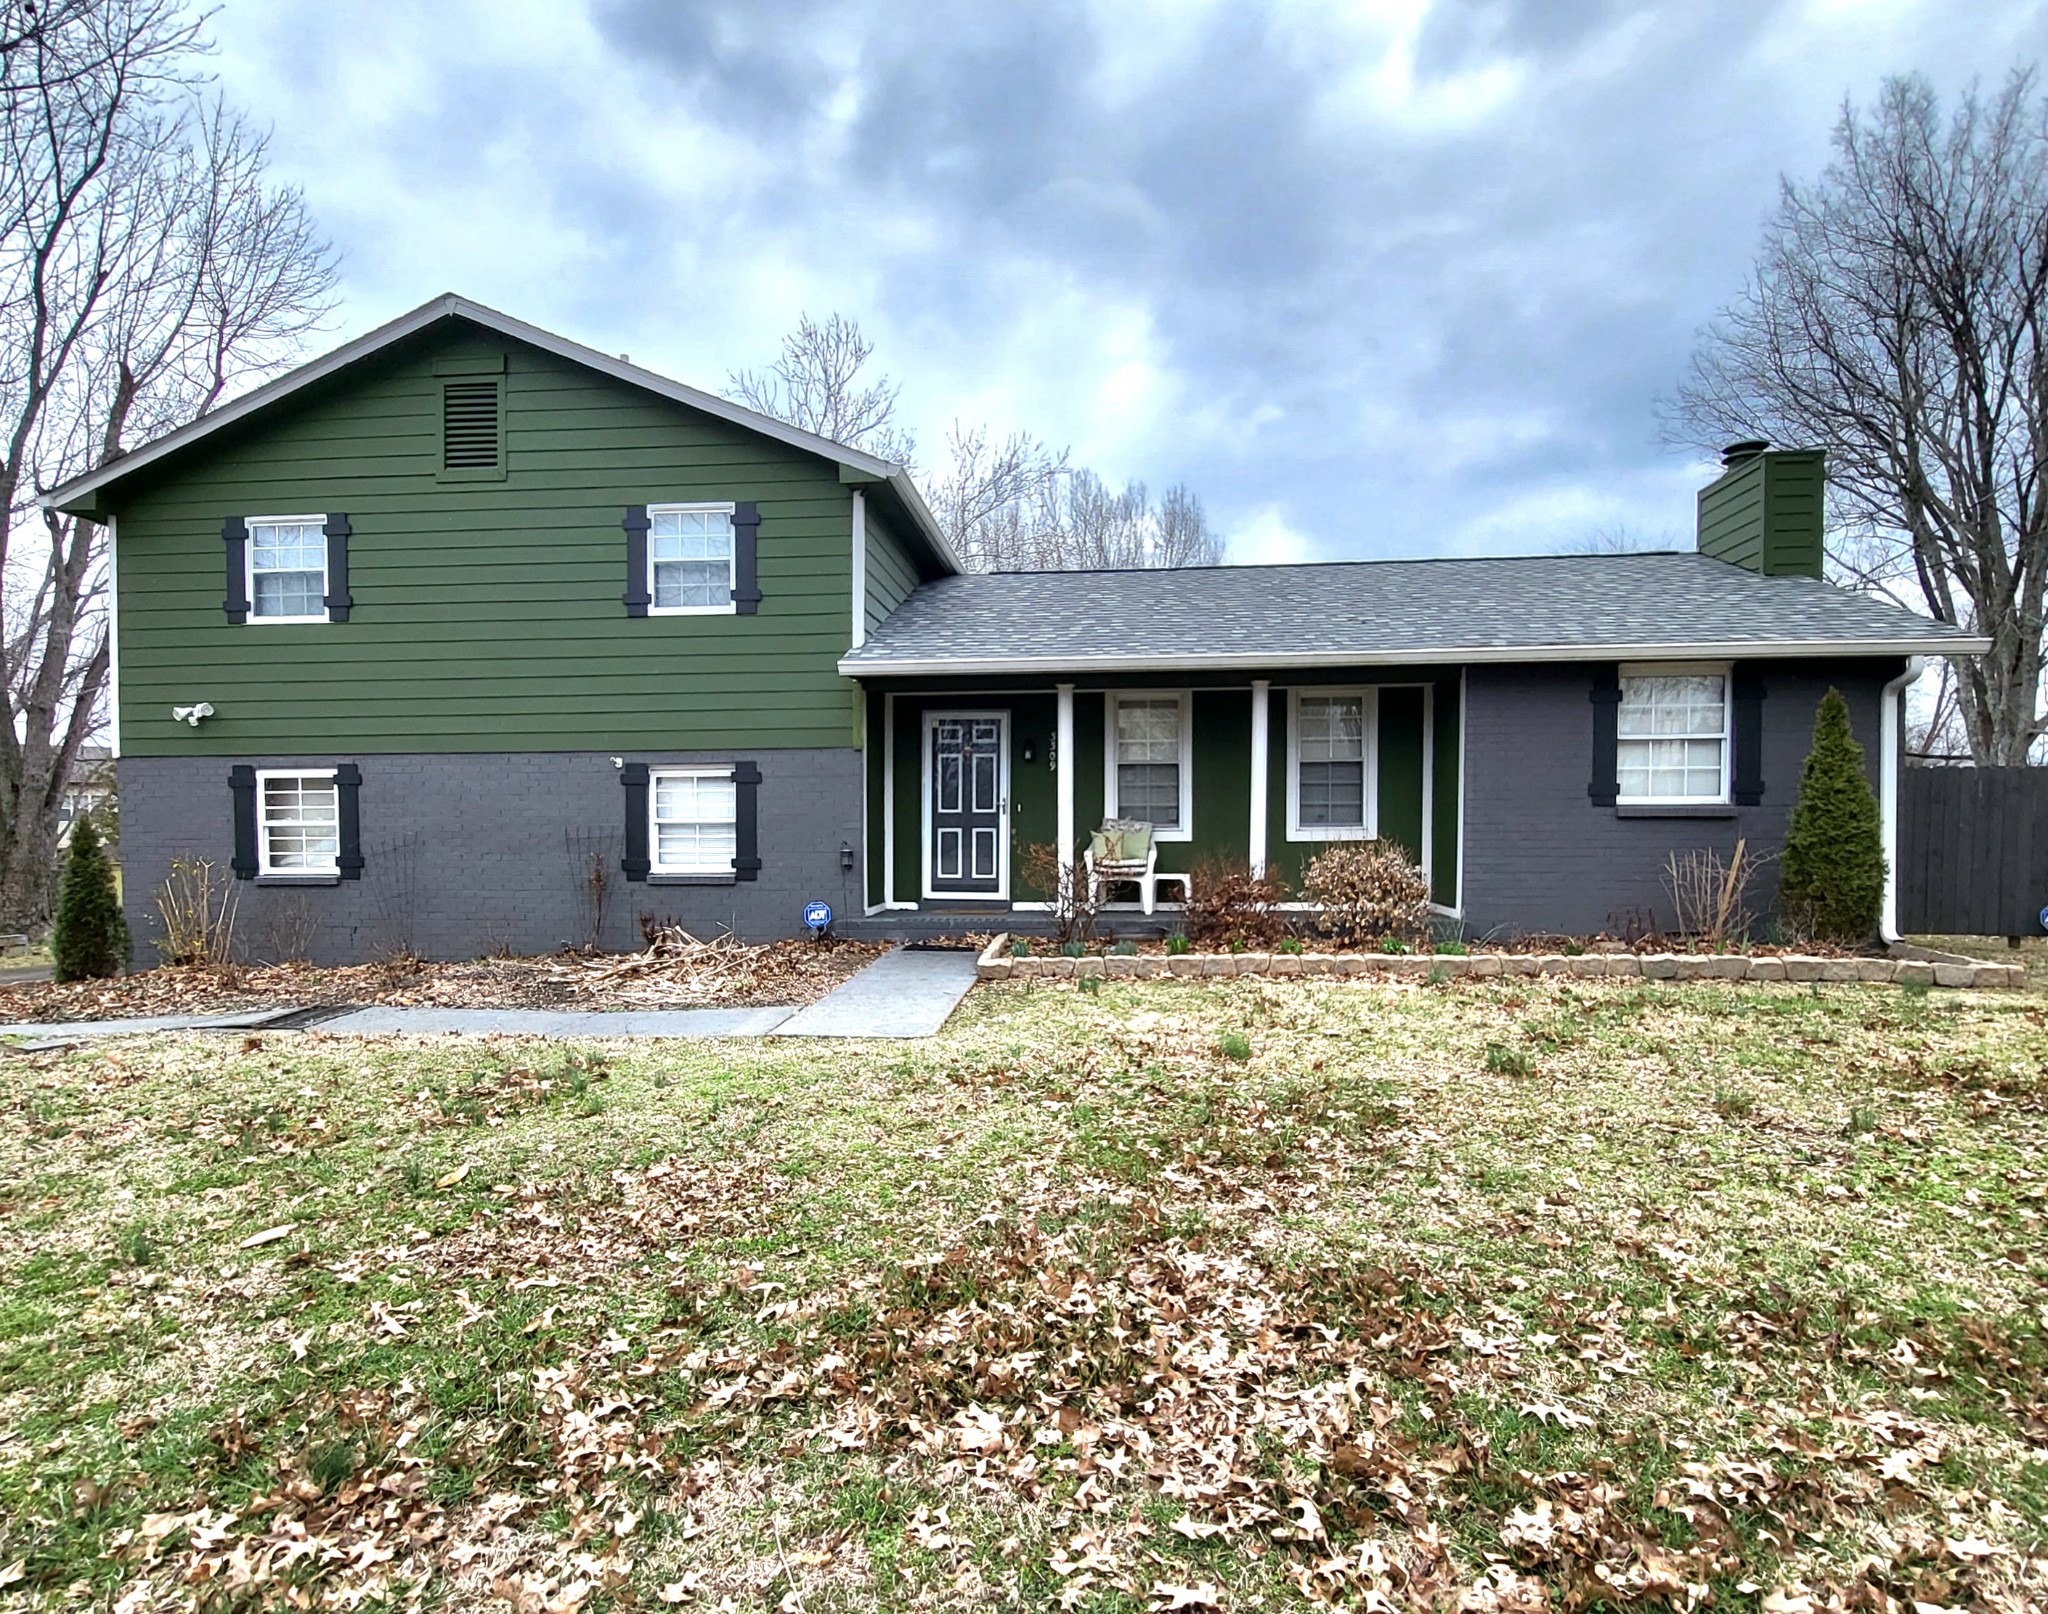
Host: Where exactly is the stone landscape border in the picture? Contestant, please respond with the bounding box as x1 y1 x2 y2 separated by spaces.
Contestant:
974 935 2024 989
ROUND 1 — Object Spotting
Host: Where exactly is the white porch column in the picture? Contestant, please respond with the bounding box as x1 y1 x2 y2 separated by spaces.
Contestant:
1056 683 1076 889
1249 679 1271 878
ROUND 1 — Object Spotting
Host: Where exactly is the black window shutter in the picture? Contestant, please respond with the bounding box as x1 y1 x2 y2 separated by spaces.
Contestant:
732 502 762 615
1731 667 1766 805
622 506 650 616
621 762 650 879
1588 664 1621 806
230 765 258 878
732 760 762 879
223 517 249 624
324 514 353 622
335 763 364 879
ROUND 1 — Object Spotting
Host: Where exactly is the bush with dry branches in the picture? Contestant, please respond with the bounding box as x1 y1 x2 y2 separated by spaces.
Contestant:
1662 838 1772 946
152 854 237 967
1301 840 1431 947
1182 857 1289 950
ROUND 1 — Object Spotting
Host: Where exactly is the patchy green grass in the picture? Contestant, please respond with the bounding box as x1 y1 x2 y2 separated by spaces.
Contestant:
1 977 2045 1610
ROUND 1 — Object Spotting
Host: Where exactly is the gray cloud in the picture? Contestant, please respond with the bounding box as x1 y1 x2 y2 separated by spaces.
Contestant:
217 0 2048 560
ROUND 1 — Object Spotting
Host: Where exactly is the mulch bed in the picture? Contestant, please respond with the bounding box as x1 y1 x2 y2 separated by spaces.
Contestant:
0 936 886 1023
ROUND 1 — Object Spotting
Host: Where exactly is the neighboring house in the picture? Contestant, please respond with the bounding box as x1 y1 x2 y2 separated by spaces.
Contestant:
57 744 115 846
43 297 1984 963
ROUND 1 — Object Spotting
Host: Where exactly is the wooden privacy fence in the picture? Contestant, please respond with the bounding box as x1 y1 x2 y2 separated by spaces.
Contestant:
1897 765 2048 938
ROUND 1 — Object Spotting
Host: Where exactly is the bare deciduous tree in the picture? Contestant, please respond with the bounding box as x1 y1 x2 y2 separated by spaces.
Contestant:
922 420 1068 568
1669 70 2048 764
0 0 337 925
727 311 916 466
736 314 1225 572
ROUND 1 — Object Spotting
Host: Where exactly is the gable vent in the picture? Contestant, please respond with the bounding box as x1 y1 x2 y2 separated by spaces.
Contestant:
441 380 501 469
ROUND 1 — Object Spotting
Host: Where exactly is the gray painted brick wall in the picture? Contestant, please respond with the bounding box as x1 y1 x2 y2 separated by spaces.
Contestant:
117 749 866 965
1461 658 1901 938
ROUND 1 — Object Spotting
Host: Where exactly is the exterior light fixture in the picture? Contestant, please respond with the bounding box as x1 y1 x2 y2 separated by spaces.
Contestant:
839 841 855 871
171 702 214 726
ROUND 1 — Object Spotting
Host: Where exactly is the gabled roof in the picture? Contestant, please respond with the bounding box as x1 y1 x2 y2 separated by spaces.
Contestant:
40 293 962 572
838 551 1987 676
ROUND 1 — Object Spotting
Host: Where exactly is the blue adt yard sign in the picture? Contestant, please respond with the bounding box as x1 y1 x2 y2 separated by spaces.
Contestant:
2039 903 2048 933
803 901 833 936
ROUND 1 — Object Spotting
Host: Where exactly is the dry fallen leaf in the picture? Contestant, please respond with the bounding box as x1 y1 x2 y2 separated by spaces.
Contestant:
1153 1584 1220 1610
237 1225 291 1249
435 1162 471 1189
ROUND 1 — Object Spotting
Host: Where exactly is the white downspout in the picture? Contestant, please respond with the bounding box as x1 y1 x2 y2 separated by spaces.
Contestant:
1249 680 1270 879
1880 655 1926 943
105 513 121 758
849 490 867 650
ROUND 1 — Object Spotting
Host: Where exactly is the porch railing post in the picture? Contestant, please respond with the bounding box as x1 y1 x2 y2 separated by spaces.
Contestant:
1250 679 1271 879
1056 682 1076 901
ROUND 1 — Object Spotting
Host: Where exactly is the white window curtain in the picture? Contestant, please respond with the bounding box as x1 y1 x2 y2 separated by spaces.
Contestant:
1617 673 1728 801
650 508 734 609
652 770 737 872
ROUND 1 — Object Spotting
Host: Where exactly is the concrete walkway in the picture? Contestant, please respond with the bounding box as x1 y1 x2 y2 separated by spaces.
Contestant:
773 946 981 1037
0 1007 303 1041
313 1005 793 1038
0 947 983 1043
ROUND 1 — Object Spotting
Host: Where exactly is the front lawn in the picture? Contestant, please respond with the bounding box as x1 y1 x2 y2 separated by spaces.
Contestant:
2 977 2043 1610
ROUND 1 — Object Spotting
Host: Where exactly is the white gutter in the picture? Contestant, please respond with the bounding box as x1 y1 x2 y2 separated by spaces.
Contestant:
1879 655 1926 943
838 635 1989 679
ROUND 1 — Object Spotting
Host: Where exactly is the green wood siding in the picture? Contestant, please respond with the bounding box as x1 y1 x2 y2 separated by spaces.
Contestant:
111 325 863 756
1696 449 1824 580
863 508 923 635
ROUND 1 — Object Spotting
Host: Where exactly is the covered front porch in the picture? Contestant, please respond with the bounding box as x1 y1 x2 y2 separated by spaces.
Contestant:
857 670 1462 920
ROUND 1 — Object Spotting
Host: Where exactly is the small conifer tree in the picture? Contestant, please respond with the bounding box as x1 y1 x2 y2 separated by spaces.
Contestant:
51 815 128 982
1778 687 1886 943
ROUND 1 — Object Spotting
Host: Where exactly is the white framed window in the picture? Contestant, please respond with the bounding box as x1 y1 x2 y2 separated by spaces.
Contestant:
1616 663 1731 804
1287 688 1377 840
248 516 328 623
650 767 737 875
1104 691 1192 840
649 502 735 614
256 769 340 875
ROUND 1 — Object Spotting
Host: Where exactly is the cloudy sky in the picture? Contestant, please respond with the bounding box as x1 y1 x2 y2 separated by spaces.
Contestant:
210 0 2048 564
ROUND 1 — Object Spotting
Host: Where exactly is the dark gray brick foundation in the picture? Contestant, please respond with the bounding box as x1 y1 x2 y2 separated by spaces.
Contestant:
117 749 866 965
1461 658 1901 939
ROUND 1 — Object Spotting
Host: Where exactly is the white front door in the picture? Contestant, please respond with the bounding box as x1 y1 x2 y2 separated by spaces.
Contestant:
925 711 1008 899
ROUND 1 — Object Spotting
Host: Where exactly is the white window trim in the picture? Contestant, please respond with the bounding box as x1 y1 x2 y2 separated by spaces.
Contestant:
254 767 340 876
1286 686 1379 841
245 514 329 625
647 500 738 617
1103 690 1193 842
648 764 739 875
1616 660 1733 806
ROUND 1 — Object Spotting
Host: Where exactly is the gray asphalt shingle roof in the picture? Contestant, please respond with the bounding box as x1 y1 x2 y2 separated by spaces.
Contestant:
840 552 1982 673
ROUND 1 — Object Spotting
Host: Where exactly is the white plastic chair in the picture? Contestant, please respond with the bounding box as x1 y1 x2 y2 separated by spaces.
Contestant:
1084 818 1163 916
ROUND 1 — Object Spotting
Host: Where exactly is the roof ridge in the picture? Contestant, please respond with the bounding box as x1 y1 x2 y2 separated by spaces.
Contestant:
982 549 1704 579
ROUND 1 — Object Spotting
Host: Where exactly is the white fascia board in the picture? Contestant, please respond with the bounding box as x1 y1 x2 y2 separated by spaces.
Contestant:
837 634 1992 678
42 294 960 569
